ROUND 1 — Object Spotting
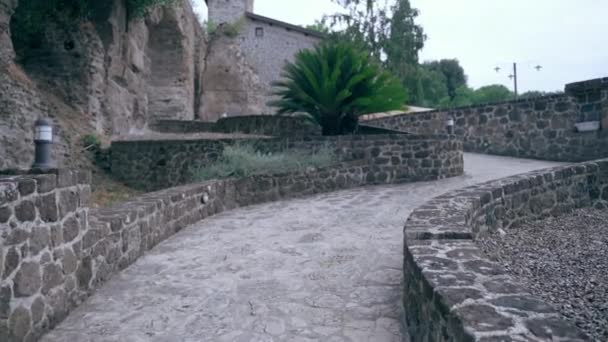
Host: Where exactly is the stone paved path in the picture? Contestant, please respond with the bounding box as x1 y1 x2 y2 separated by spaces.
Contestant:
42 154 563 342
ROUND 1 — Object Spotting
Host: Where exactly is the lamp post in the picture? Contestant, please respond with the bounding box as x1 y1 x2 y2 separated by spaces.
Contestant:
446 115 455 134
495 62 542 99
32 118 55 171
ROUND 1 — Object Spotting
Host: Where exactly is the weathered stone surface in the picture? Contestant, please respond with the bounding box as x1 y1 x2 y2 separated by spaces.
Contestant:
456 305 514 331
8 306 31 341
61 248 77 275
0 206 11 223
111 134 464 191
37 194 58 223
30 226 51 256
15 200 36 222
42 263 64 294
0 285 11 319
18 178 36 196
1 0 204 170
58 190 78 218
62 217 80 243
14 261 41 297
369 80 608 163
3 247 19 279
402 157 605 340
30 297 45 325
76 257 92 289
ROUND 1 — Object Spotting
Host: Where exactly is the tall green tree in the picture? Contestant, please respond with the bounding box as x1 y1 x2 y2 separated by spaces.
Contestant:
473 84 513 103
423 59 467 101
325 0 426 105
271 41 407 135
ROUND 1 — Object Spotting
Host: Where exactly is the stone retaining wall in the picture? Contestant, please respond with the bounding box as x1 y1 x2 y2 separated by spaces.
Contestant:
0 170 91 342
111 134 463 191
402 159 608 341
368 78 608 162
2 134 463 341
150 116 321 136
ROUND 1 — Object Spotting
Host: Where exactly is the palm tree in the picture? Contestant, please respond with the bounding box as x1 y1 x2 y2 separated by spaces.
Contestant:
270 41 407 135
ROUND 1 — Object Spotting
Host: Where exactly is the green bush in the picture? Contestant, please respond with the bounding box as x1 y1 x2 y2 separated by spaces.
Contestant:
271 41 407 135
196 144 335 181
82 134 101 149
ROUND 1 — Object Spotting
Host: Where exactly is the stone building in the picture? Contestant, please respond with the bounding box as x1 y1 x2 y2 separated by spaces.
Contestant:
202 0 324 120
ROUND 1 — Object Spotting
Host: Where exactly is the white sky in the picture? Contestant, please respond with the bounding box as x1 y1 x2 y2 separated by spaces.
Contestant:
193 0 608 92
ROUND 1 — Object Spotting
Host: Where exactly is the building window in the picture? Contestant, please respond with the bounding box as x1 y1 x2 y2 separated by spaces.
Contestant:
255 27 264 37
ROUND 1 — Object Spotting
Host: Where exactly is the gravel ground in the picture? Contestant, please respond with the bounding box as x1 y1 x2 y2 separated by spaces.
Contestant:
478 208 608 341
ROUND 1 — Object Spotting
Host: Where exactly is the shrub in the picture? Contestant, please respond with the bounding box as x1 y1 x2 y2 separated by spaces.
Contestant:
270 41 407 135
196 143 335 181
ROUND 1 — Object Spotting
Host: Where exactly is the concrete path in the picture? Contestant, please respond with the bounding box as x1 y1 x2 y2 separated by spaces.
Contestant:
42 154 563 342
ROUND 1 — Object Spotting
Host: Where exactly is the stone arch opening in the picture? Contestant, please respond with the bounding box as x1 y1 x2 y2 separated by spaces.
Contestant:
146 11 195 121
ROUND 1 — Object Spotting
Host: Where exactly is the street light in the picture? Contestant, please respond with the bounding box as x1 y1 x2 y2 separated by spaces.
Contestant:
32 118 55 171
494 62 542 98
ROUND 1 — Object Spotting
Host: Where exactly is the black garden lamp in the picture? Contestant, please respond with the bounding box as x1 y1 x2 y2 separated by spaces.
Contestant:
32 118 55 171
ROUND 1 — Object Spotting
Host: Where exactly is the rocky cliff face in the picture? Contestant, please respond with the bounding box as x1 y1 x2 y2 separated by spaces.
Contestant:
0 0 206 170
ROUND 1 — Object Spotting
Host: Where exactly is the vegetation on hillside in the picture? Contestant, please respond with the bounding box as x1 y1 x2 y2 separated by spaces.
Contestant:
11 0 177 53
196 144 336 181
271 41 407 135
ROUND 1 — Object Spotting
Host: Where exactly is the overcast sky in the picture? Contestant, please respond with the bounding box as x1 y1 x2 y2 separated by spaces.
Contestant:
194 0 608 93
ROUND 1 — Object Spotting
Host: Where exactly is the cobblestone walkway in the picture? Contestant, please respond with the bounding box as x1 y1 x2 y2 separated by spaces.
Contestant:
42 154 562 342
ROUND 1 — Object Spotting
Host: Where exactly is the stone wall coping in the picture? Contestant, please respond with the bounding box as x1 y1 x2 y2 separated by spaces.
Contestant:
366 93 572 123
0 170 91 206
402 159 608 340
565 76 608 93
111 133 457 145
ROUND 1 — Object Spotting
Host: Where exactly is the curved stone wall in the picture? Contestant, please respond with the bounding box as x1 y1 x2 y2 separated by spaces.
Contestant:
402 159 608 341
2 134 463 341
111 134 463 191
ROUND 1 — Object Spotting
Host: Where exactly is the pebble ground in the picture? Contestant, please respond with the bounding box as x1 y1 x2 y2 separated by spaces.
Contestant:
479 208 608 342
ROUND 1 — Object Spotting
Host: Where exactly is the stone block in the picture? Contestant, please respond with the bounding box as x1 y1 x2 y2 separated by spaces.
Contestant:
76 257 92 289
58 189 79 217
42 263 64 294
0 206 11 223
13 261 41 297
62 216 80 243
33 175 56 194
15 200 36 222
3 247 19 279
30 297 45 325
37 193 58 222
29 226 50 256
8 306 31 341
17 178 36 196
0 285 11 319
62 248 78 275
57 170 77 188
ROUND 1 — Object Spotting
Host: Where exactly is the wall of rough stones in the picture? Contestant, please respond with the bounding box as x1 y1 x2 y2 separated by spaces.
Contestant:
150 116 321 136
110 134 464 191
402 159 608 341
206 0 254 25
3 135 462 341
0 170 91 342
0 0 205 170
202 0 324 118
368 78 608 162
